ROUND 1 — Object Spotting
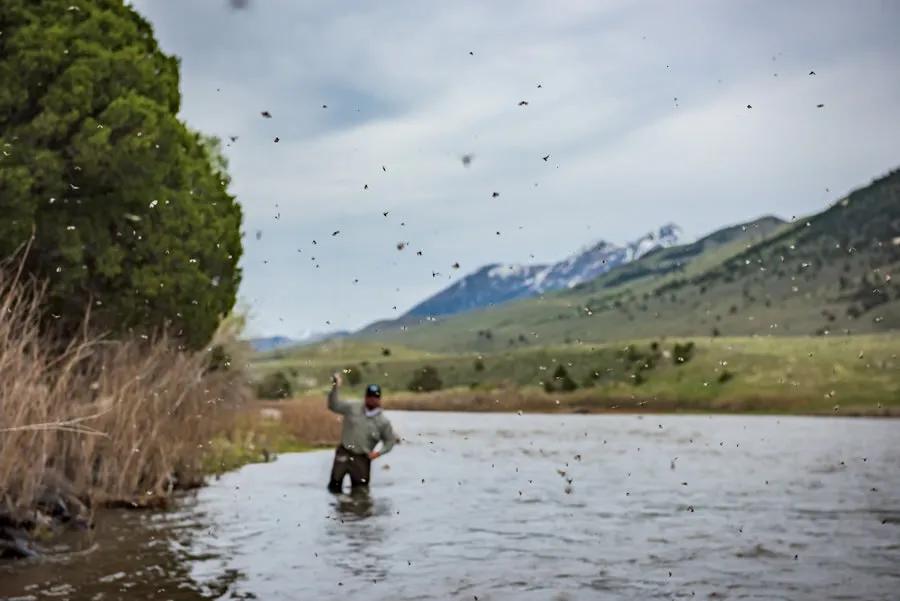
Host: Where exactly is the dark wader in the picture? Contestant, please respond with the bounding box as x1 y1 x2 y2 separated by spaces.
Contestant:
328 445 371 493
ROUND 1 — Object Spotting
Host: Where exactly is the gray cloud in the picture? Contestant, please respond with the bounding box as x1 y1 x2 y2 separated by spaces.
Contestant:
131 0 900 337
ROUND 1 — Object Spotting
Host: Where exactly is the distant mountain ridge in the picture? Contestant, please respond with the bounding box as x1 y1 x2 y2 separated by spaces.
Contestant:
405 224 683 319
249 330 349 353
354 168 900 352
249 336 298 352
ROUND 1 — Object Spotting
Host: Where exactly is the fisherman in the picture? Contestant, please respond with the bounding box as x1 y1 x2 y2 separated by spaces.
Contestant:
326 372 396 493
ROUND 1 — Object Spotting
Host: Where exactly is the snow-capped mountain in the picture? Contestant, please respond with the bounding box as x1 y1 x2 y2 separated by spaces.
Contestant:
405 224 682 318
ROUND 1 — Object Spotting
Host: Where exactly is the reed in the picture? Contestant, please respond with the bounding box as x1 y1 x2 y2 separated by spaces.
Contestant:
0 272 250 520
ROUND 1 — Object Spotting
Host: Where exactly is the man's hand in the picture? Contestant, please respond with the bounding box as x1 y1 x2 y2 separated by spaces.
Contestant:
368 450 380 460
331 372 342 387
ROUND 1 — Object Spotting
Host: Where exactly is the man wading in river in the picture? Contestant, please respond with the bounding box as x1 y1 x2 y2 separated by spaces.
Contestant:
326 372 396 493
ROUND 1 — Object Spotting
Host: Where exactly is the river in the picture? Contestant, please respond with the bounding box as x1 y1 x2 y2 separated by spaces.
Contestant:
2 412 899 600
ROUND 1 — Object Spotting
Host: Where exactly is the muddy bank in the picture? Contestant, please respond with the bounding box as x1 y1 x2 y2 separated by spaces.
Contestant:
0 489 90 559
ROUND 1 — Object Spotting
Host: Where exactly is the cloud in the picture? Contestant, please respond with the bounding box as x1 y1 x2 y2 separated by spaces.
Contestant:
131 0 900 336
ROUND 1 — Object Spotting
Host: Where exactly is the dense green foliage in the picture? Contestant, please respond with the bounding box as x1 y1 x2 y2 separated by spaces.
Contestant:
408 365 443 392
255 370 293 400
544 364 577 392
0 0 242 347
343 365 362 386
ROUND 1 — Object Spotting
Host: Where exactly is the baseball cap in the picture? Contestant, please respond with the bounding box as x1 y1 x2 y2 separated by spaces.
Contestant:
365 383 381 398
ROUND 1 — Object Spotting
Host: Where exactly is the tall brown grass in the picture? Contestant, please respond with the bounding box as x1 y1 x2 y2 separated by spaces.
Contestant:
0 272 250 520
255 398 342 446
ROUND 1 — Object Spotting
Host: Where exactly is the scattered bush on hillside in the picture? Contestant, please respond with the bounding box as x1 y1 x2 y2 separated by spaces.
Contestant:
381 347 391 356
581 367 605 388
408 365 443 392
255 371 293 399
672 342 695 365
343 365 362 386
473 357 485 372
717 369 735 384
620 343 663 386
551 365 578 392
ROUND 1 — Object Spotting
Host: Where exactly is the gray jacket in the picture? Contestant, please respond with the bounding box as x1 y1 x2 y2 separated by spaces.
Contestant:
327 386 396 455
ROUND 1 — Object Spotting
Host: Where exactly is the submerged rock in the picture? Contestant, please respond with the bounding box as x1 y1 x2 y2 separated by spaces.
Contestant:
0 525 38 559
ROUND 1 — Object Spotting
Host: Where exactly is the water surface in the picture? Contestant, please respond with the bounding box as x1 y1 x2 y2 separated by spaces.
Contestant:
2 413 899 600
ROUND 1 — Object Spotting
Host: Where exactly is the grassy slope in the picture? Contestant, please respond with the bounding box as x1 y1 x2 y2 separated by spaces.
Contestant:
352 170 900 353
253 334 900 414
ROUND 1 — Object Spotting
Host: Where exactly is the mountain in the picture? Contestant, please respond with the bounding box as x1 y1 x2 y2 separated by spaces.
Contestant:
405 224 683 319
249 330 349 353
248 336 298 352
355 168 900 352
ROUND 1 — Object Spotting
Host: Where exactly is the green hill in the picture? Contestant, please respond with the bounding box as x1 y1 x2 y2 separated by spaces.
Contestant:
354 169 900 353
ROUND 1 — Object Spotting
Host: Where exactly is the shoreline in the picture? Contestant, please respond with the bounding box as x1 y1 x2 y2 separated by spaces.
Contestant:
1 401 341 561
387 405 900 418
370 387 900 418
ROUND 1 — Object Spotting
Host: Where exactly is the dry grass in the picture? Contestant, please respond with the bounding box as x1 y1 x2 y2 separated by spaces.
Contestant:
0 272 250 520
259 399 342 446
198 398 341 475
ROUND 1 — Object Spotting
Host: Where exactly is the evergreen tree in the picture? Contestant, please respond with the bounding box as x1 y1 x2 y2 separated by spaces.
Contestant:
0 0 243 347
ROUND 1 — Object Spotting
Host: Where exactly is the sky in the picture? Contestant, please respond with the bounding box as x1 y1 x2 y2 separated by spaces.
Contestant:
130 0 900 339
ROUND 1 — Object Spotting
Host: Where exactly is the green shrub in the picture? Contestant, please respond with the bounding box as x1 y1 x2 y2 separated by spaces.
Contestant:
255 371 293 399
673 342 695 365
473 357 485 372
552 365 578 392
205 344 232 372
343 365 362 386
408 365 442 392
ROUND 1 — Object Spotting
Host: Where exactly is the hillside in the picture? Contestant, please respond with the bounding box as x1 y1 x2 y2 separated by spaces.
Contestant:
252 335 900 415
354 169 900 353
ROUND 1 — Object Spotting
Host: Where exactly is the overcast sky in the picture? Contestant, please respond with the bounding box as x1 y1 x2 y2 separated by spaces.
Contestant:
131 0 900 339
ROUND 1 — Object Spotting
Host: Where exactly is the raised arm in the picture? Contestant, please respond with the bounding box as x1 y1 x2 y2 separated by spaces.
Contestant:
327 373 354 415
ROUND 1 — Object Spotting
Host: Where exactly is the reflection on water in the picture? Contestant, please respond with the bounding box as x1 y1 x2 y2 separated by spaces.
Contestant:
1 413 899 600
0 497 234 600
332 489 377 520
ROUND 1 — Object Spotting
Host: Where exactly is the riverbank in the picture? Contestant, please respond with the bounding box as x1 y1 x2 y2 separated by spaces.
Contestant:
201 400 341 475
0 399 339 560
383 387 900 416
270 387 899 417
0 274 341 559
